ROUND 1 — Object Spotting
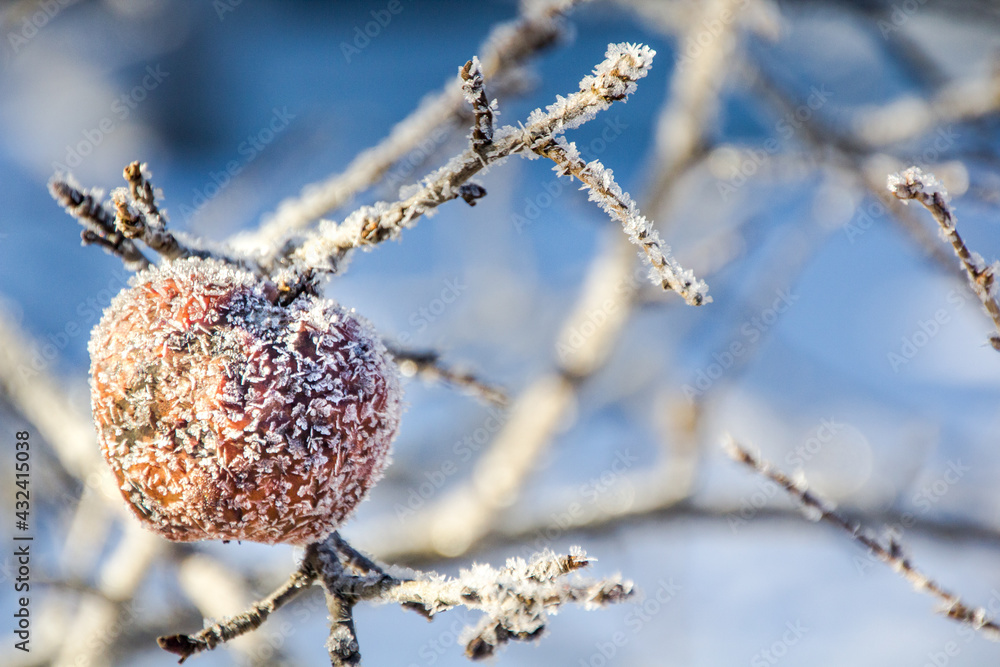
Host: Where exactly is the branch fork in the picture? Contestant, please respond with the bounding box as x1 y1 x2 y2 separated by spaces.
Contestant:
158 534 631 665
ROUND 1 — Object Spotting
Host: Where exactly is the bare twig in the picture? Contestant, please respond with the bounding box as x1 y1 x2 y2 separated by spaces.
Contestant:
888 166 1000 349
724 436 1000 641
389 347 509 407
157 558 318 663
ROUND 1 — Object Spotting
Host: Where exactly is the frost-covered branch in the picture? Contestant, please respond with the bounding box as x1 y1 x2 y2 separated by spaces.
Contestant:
533 136 710 305
724 436 1000 641
111 161 211 263
237 0 591 260
291 43 709 307
888 166 1000 350
49 179 152 271
159 558 318 662
390 347 509 407
159 533 630 664
52 165 250 272
120 161 166 234
461 56 495 157
329 545 630 661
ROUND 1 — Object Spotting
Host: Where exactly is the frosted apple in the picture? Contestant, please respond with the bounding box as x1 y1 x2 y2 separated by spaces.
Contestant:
88 258 401 545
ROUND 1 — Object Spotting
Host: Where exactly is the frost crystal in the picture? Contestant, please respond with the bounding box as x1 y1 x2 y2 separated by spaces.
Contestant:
887 166 951 205
88 258 402 545
537 136 710 306
523 43 656 143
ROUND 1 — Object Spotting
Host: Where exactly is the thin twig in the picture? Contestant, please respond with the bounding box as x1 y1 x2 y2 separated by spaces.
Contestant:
323 590 361 667
51 167 247 272
157 558 318 663
723 436 1000 641
329 531 388 576
461 56 495 157
49 179 152 271
309 540 363 666
452 492 1000 569
112 161 213 262
888 166 1000 350
533 136 710 305
389 347 509 407
123 161 165 229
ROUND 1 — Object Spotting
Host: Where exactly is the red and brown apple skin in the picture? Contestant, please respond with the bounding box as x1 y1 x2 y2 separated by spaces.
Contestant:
88 258 402 545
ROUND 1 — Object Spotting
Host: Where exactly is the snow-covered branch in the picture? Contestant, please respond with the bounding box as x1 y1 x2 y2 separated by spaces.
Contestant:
110 161 211 263
50 164 249 272
358 0 743 561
